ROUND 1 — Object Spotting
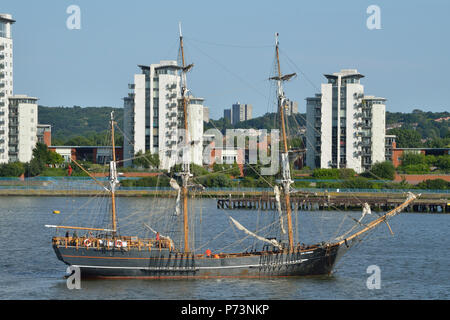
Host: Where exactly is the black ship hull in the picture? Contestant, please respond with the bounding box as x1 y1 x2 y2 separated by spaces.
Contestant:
53 241 353 279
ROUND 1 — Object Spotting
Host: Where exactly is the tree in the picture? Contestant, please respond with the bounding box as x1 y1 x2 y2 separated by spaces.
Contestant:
133 150 159 169
400 152 428 168
436 155 450 171
387 128 423 148
48 150 65 166
368 161 396 180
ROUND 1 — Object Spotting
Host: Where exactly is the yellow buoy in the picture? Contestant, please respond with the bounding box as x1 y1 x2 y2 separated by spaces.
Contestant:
53 210 60 214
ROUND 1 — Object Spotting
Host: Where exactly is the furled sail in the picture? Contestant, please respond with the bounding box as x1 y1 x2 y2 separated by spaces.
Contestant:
273 186 286 234
170 178 181 216
109 161 119 192
335 203 372 241
362 203 371 216
229 216 283 250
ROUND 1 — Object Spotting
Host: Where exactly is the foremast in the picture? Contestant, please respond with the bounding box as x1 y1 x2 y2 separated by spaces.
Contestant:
179 23 193 253
46 112 120 235
109 111 119 236
273 33 296 253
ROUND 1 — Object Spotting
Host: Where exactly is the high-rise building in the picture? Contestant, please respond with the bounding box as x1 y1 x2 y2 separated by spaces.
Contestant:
123 61 204 170
0 14 15 163
284 100 298 116
1 14 39 164
8 95 38 163
232 102 252 124
224 108 232 123
305 69 386 173
203 106 210 123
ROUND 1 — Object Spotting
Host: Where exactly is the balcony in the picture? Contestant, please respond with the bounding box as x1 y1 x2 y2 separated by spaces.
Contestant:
166 141 176 147
166 93 177 100
166 83 177 90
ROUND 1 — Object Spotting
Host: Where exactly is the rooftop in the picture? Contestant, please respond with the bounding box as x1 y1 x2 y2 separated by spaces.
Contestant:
8 94 38 101
0 14 15 24
363 95 386 100
324 69 365 79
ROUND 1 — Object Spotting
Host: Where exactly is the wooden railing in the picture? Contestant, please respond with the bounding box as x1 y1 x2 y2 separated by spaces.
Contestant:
52 236 172 251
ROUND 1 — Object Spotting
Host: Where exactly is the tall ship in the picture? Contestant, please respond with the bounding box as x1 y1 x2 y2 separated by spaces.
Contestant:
47 28 418 279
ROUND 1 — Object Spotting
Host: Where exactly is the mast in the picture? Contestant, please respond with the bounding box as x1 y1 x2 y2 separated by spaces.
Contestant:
179 23 192 253
109 111 119 235
274 33 295 253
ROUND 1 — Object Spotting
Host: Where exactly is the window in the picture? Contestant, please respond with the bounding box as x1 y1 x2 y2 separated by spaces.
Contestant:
0 22 7 38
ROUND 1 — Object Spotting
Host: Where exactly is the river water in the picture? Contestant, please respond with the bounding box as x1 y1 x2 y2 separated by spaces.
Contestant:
0 196 448 300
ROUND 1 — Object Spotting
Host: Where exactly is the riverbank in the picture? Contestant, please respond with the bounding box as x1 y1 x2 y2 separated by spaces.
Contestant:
0 188 448 213
0 188 448 197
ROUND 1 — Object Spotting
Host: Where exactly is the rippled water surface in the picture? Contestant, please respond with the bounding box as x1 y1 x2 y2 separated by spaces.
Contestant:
0 196 448 300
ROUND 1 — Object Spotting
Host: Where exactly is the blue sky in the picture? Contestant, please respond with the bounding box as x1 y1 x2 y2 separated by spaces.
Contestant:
2 0 449 119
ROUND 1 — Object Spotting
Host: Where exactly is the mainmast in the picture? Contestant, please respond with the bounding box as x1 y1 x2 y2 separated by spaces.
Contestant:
109 111 119 235
273 33 295 253
179 23 193 253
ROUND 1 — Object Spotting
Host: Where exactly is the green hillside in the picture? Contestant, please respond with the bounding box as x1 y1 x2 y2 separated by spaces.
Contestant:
38 106 449 148
38 106 124 146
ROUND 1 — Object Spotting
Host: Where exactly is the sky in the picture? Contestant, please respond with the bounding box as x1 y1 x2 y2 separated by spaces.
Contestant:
2 0 450 120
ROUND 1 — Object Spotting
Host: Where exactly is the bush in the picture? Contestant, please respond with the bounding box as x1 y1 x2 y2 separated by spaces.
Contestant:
312 168 356 179
196 173 233 188
0 162 25 177
398 163 430 174
312 168 340 179
417 179 449 190
120 175 170 187
341 177 375 189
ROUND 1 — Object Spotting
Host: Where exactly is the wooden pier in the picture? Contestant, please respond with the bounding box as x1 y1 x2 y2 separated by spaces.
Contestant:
217 194 449 213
